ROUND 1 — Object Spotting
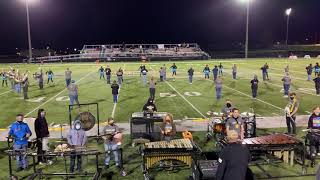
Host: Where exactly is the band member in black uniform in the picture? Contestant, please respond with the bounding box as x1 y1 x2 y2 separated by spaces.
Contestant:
216 130 251 180
306 106 320 167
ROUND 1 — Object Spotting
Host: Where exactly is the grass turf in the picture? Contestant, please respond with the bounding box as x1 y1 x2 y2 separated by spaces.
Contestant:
0 58 319 129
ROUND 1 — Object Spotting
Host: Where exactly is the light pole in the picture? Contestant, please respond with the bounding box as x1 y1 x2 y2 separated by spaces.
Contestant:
240 0 251 59
285 8 292 46
25 0 33 63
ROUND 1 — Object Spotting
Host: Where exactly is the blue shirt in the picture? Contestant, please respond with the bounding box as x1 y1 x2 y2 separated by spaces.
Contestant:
8 121 32 145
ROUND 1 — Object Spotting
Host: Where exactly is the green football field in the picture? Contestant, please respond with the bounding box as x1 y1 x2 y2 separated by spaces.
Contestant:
0 58 319 128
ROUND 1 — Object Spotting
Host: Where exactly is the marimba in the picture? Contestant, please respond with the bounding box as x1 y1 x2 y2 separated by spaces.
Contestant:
240 134 304 166
141 139 199 173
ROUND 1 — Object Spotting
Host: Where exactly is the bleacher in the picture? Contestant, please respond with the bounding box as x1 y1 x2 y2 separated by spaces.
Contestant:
32 43 210 63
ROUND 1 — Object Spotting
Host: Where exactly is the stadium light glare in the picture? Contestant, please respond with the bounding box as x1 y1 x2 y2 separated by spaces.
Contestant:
238 0 252 58
285 8 292 16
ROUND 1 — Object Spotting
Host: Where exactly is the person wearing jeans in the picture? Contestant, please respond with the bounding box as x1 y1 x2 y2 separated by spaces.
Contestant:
103 118 126 176
105 65 112 84
232 64 237 80
8 114 32 171
282 73 291 97
65 68 72 87
111 80 119 103
68 80 79 107
188 67 194 84
215 76 222 100
67 120 87 173
285 93 299 134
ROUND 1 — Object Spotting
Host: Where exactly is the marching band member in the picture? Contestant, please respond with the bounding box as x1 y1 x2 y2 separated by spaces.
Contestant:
225 108 244 140
216 130 250 180
0 70 8 87
142 98 157 116
46 69 54 84
116 68 123 85
102 118 126 176
34 109 50 165
160 114 176 141
307 106 320 166
8 114 32 171
285 92 299 135
203 64 210 79
67 120 87 173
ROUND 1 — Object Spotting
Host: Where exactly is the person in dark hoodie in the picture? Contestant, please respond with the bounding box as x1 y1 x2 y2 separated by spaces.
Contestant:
111 80 120 103
67 120 87 173
306 106 320 167
8 114 32 171
250 75 259 98
34 109 50 165
143 98 157 116
216 130 251 180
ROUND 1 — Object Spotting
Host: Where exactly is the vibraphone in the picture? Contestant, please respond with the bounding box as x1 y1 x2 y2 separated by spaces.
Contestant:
5 149 102 180
141 138 199 178
221 134 304 166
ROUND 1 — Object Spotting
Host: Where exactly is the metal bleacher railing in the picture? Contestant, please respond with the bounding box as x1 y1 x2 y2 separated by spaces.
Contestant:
31 43 210 63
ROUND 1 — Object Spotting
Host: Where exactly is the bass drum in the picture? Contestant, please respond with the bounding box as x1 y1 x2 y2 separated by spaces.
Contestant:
75 111 96 131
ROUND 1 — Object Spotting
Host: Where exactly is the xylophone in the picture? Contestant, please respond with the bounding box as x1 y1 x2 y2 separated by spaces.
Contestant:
142 139 198 171
226 134 304 166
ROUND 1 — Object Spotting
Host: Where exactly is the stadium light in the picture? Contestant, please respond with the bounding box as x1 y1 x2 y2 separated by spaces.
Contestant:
238 0 252 58
285 8 292 46
21 0 40 63
285 8 292 16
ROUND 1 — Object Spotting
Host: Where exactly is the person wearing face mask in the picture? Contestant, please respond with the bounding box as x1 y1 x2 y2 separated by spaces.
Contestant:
160 114 176 141
285 92 299 135
225 108 244 140
306 106 320 167
143 98 157 116
34 109 50 165
221 99 234 119
8 114 32 171
67 120 87 173
102 118 126 176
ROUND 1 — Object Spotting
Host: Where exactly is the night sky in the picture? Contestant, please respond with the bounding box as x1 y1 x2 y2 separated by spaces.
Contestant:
0 0 319 53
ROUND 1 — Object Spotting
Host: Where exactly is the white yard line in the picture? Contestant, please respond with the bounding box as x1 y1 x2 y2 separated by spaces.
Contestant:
305 111 311 114
25 71 95 117
205 79 284 111
0 89 13 96
272 113 281 116
111 64 126 118
148 65 207 118
165 81 207 118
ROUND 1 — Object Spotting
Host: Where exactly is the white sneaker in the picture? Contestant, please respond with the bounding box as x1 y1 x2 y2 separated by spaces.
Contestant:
190 83 192 85
283 95 288 98
39 162 44 165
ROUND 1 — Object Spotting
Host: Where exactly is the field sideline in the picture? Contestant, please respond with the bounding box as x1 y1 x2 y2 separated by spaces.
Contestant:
0 58 319 129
